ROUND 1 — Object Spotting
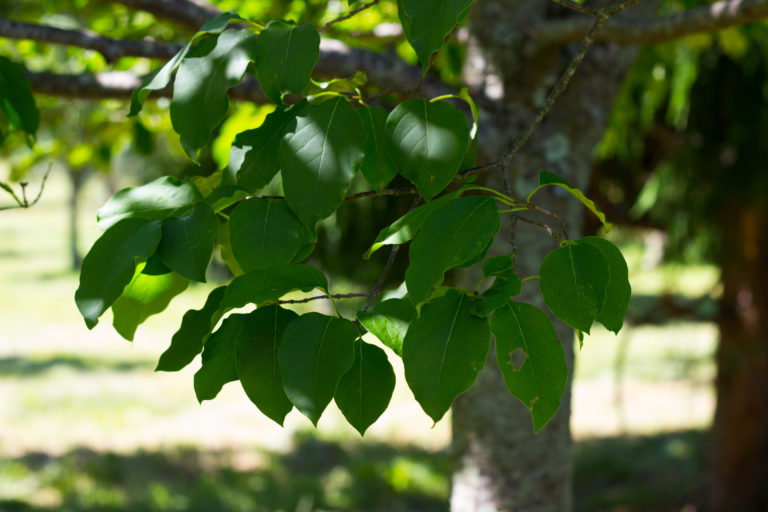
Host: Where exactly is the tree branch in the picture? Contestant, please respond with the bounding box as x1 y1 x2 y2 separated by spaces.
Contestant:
104 0 219 32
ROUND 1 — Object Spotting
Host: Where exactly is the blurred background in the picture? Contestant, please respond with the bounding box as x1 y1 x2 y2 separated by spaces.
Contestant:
1 0 766 511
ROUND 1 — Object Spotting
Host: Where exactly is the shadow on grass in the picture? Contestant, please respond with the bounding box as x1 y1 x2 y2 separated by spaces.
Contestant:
0 356 153 377
0 430 707 512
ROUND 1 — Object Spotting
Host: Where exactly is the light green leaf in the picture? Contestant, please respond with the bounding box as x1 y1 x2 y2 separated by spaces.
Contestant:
357 298 416 356
386 100 469 199
156 286 227 372
530 171 612 232
406 196 499 305
358 106 399 192
279 313 358 425
403 289 491 423
280 97 365 229
253 20 320 104
236 306 298 426
97 176 202 230
221 264 328 310
75 219 162 329
578 237 631 334
539 243 609 333
157 202 220 282
491 302 567 432
397 0 474 74
335 339 396 435
0 56 39 140
171 29 258 162
194 314 246 402
217 220 245 277
112 264 189 341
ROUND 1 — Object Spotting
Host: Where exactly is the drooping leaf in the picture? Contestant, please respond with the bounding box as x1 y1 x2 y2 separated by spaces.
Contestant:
253 20 320 104
358 106 399 192
279 313 358 425
226 101 307 192
97 176 202 230
403 289 491 423
280 97 365 229
530 171 612 232
491 302 567 432
578 237 631 334
386 100 469 199
229 198 309 272
194 314 247 402
406 196 499 305
157 202 220 282
156 286 227 372
0 56 39 141
357 298 416 356
221 264 328 310
236 305 298 425
171 29 258 161
305 71 367 99
472 276 522 318
142 254 171 276
539 243 609 333
75 219 162 329
397 0 474 74
335 339 396 435
112 264 189 341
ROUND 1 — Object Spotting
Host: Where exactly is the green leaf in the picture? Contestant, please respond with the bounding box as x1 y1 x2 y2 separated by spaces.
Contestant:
112 264 189 341
227 101 307 193
97 176 203 230
386 100 469 199
221 264 328 310
482 254 516 278
491 302 568 432
280 97 365 229
229 198 309 272
472 276 522 318
357 298 416 356
364 190 463 259
129 12 245 117
403 289 491 423
157 202 220 282
75 219 162 329
0 56 39 140
156 286 227 372
142 254 171 276
236 306 298 426
358 106 399 192
531 171 612 232
279 313 358 425
578 237 631 334
171 29 258 162
217 220 245 277
194 314 246 402
253 20 320 104
406 196 499 305
335 339 396 435
539 243 609 333
397 0 474 74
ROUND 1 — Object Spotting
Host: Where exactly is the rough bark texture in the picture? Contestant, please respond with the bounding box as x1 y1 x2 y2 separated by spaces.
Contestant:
450 2 641 510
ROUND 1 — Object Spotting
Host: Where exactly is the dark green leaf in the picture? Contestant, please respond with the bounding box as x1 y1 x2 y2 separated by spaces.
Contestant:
472 276 522 318
221 264 328 310
157 202 219 282
112 265 189 341
217 220 246 277
406 196 499 304
386 100 469 199
403 289 491 423
156 286 227 372
397 0 474 73
358 106 399 192
357 298 416 356
491 302 567 432
97 176 202 230
236 306 298 425
229 198 309 272
75 219 162 329
279 313 358 425
539 243 609 333
0 56 39 140
483 254 516 278
335 339 396 435
253 20 320 104
280 98 365 229
171 29 258 161
141 254 171 276
578 237 631 334
532 171 612 232
194 314 246 402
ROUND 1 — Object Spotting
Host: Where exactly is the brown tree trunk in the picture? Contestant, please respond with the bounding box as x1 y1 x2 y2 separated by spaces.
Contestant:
711 199 768 512
450 2 641 510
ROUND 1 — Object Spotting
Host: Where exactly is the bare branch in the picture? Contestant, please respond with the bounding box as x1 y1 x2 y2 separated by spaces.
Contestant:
277 292 370 305
321 0 380 33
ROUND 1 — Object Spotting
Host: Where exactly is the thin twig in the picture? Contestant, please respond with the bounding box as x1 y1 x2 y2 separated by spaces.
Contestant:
551 0 601 17
0 165 51 211
320 0 380 32
277 292 370 305
517 216 555 238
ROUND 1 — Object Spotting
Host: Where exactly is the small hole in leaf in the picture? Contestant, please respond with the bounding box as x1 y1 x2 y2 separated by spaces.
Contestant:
507 348 528 371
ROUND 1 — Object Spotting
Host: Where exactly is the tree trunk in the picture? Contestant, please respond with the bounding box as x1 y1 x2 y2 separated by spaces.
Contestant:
68 168 84 270
450 2 640 510
710 199 768 512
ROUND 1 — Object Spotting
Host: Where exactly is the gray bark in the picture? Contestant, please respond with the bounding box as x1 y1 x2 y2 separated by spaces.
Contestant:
450 2 641 510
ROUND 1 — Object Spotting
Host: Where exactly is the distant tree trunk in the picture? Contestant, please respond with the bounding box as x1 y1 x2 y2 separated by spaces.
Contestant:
711 199 768 512
450 2 641 510
68 168 84 270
